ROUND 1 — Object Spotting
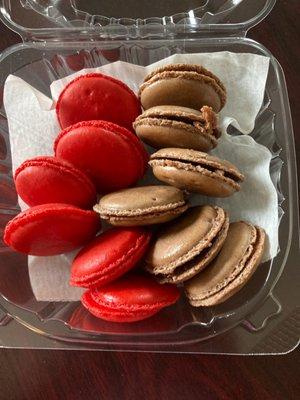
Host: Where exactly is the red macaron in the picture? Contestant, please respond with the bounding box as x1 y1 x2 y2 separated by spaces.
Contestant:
14 156 97 209
4 204 101 256
56 72 141 130
70 227 151 288
54 120 148 193
81 274 180 323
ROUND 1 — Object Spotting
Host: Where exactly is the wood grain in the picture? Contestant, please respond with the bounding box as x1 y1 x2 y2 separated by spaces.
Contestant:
0 1 299 399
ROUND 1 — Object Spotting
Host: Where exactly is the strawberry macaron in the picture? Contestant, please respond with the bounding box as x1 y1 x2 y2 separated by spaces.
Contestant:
14 156 97 209
70 227 151 288
56 72 141 130
54 120 148 193
81 274 180 323
4 204 100 256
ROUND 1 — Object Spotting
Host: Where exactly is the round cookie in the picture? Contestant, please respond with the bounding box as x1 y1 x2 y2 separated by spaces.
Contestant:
139 64 226 112
94 185 188 226
56 72 141 130
149 148 244 197
145 205 229 283
134 105 220 151
81 274 180 323
3 204 100 256
54 120 148 193
70 227 151 288
184 222 266 306
14 156 97 209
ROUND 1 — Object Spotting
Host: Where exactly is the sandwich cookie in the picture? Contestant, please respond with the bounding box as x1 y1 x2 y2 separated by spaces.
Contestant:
54 120 148 193
3 204 100 256
145 206 229 283
56 72 141 130
70 227 151 288
149 148 244 197
14 156 97 209
94 185 188 226
139 64 226 112
185 222 266 306
133 105 220 151
81 274 180 323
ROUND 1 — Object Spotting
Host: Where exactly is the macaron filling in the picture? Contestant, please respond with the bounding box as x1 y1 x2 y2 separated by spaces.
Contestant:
95 201 188 222
134 115 219 140
149 158 243 188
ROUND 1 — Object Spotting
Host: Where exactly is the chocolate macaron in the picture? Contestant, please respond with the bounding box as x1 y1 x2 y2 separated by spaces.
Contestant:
149 148 244 197
145 206 229 283
133 105 220 151
94 185 188 226
139 64 226 112
185 222 265 306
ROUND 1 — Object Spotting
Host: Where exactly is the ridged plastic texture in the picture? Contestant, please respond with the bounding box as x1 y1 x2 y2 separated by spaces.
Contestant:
0 36 298 353
0 0 276 39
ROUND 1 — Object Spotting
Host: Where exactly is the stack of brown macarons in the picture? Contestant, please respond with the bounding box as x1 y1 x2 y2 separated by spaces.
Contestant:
119 63 265 307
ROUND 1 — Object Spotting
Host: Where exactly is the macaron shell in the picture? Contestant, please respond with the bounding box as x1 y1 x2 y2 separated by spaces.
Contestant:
81 291 157 322
151 163 238 197
149 148 243 197
70 227 151 288
142 64 226 94
3 204 100 256
185 222 266 306
56 73 141 130
135 121 216 152
94 185 188 226
159 214 229 284
146 206 227 274
14 156 97 208
150 148 243 179
134 105 219 151
140 75 223 112
96 185 186 213
81 274 180 323
97 205 189 227
54 120 148 193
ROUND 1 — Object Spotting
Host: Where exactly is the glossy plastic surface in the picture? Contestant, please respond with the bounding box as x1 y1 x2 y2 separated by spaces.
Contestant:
0 0 276 39
0 0 298 353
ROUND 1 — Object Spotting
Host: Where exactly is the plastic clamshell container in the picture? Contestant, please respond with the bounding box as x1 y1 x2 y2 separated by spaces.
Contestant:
0 0 299 354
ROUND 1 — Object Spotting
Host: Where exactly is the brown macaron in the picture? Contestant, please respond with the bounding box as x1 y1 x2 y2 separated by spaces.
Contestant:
133 105 220 151
139 64 226 112
184 222 266 307
94 185 188 226
145 206 229 284
149 148 244 197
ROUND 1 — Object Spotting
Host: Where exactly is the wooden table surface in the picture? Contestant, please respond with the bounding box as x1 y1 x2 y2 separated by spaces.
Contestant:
0 1 299 399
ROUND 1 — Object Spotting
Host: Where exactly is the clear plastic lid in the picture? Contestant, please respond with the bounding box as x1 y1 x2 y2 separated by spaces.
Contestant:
0 0 276 40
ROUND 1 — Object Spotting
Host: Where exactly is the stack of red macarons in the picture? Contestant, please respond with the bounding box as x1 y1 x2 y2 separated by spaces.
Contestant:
4 73 180 323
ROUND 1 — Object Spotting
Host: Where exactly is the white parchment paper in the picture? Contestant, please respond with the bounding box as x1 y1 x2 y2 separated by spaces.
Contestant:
4 52 277 302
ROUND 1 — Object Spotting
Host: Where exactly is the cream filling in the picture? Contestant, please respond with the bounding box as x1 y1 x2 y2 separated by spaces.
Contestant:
150 158 242 185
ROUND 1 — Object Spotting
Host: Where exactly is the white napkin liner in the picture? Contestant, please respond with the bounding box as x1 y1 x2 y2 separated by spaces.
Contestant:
3 52 276 302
